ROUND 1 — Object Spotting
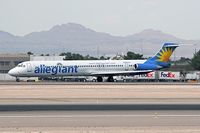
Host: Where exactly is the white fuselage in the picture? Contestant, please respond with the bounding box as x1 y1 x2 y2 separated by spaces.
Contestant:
8 43 179 80
8 60 146 77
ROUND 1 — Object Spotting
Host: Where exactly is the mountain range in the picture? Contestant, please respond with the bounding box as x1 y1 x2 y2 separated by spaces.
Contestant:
0 23 199 58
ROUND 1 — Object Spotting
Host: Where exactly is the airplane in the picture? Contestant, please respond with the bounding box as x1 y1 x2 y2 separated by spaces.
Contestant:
8 43 178 82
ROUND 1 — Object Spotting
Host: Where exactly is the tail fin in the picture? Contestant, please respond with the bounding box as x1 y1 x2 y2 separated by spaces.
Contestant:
135 43 178 70
146 43 179 63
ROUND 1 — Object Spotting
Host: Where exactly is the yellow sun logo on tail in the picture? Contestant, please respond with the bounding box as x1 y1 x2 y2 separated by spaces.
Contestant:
157 47 173 62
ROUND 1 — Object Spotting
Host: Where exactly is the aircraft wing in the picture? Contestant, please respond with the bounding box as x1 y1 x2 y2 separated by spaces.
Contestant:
91 70 153 76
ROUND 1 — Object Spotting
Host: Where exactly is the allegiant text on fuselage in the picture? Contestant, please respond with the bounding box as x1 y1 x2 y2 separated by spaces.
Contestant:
34 65 78 75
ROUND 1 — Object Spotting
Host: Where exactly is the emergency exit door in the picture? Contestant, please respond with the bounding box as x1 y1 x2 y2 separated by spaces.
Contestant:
124 62 130 71
27 63 32 72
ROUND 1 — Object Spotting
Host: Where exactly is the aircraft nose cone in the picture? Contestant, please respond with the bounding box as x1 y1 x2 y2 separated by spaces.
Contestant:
8 69 17 76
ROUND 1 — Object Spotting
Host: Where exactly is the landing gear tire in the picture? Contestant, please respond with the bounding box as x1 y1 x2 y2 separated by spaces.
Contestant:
16 77 20 82
97 76 103 82
107 76 114 82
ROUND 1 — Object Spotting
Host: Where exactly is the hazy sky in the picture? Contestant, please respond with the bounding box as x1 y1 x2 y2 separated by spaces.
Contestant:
0 0 199 39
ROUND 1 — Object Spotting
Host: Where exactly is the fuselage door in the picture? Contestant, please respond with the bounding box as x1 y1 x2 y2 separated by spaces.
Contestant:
124 62 130 71
27 63 32 72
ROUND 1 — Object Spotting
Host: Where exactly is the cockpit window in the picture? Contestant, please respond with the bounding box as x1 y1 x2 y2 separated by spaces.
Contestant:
17 64 22 67
17 64 25 67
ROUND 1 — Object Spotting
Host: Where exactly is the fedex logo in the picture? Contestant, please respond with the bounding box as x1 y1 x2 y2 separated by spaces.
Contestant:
139 72 154 77
161 72 175 78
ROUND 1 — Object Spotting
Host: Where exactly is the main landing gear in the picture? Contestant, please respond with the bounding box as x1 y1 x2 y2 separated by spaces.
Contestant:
107 76 114 82
97 76 103 82
96 76 114 82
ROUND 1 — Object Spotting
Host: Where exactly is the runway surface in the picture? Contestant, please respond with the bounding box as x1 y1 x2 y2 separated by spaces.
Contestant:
1 104 200 111
0 83 200 132
1 81 200 85
1 110 200 127
1 110 200 132
0 83 200 105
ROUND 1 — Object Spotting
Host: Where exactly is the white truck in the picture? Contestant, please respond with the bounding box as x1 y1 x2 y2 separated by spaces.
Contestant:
185 71 200 82
158 71 180 82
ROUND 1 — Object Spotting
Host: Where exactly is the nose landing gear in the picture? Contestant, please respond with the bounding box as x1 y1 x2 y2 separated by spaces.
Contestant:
16 77 20 82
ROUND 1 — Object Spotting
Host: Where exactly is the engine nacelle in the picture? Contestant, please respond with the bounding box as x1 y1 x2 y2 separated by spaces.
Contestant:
134 63 161 70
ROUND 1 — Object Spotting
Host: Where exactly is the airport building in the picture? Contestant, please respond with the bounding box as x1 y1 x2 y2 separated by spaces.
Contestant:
0 54 65 74
30 55 65 61
0 54 30 74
